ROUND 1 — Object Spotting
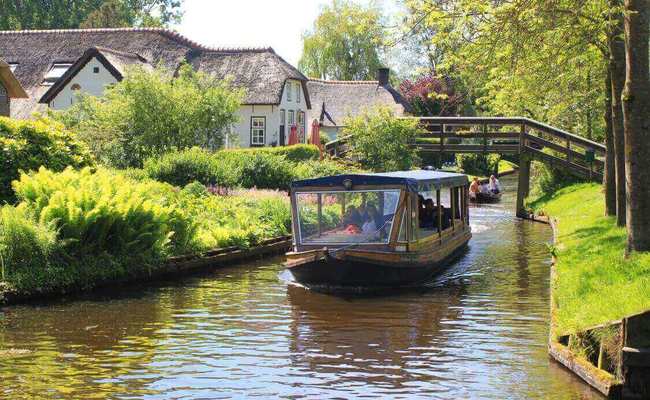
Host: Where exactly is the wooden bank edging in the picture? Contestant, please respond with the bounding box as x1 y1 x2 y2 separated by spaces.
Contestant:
0 235 292 306
545 217 622 397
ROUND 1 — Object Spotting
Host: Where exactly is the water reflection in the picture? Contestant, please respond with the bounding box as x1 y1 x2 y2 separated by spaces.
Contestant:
0 176 603 399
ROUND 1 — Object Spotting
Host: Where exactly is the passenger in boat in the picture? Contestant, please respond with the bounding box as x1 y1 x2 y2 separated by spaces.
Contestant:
469 177 480 199
489 175 501 194
421 199 436 229
342 206 363 234
362 205 380 235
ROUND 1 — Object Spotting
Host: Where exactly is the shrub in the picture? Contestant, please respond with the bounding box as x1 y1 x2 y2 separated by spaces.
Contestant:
293 159 356 180
344 107 421 172
144 147 239 188
456 153 501 177
236 152 295 190
0 117 93 203
53 64 244 168
222 144 320 162
530 161 581 196
145 146 339 190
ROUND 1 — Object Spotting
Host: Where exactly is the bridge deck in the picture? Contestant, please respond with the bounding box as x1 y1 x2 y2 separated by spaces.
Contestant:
325 117 606 182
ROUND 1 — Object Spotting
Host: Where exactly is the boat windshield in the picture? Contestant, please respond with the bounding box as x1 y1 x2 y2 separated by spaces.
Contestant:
295 190 401 245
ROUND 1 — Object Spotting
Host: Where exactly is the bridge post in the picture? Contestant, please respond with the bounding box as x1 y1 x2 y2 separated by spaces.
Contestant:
516 155 531 218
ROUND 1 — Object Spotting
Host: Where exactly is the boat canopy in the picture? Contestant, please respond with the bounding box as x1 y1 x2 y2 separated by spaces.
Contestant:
291 170 468 192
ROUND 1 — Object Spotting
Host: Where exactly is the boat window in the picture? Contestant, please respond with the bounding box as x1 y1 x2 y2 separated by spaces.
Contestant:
296 190 401 245
397 211 406 242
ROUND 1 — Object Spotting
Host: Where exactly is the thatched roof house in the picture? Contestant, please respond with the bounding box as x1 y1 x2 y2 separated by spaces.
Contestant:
0 27 310 119
306 68 411 140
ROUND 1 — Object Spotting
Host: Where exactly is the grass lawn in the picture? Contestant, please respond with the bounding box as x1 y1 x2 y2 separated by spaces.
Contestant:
529 183 650 335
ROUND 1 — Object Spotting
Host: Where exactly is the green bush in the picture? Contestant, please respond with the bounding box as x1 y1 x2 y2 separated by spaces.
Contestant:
293 159 357 180
53 64 244 168
0 117 93 203
343 107 421 172
530 161 581 196
223 144 320 162
144 146 341 190
456 153 501 177
144 147 239 188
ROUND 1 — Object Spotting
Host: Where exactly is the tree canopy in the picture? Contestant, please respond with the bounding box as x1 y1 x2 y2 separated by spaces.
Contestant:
299 0 385 80
0 0 183 30
401 0 609 140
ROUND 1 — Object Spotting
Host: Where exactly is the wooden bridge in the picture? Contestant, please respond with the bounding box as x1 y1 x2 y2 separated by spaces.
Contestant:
324 117 607 217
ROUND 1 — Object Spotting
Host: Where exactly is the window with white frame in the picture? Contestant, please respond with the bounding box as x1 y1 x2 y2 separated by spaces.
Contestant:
286 81 292 101
296 82 301 103
288 110 295 126
251 116 266 146
43 63 72 85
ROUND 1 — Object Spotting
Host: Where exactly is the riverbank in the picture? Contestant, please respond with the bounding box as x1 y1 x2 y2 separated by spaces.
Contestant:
528 183 650 335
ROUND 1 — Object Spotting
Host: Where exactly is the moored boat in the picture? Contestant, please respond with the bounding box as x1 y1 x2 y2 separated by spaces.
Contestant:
285 170 472 291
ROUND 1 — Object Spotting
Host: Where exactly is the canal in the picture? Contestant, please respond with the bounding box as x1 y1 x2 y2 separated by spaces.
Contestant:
0 175 603 399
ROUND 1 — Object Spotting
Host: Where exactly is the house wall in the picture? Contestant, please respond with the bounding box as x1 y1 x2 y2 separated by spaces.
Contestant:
0 82 9 117
229 79 309 148
49 57 118 110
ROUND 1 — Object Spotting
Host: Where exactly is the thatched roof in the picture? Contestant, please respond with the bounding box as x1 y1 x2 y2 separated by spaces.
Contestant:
307 79 411 127
40 47 152 104
0 58 27 98
0 28 309 118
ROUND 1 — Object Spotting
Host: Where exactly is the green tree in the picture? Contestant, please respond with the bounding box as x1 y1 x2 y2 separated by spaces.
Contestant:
343 107 421 172
622 0 650 252
0 0 183 30
299 0 385 80
53 64 244 168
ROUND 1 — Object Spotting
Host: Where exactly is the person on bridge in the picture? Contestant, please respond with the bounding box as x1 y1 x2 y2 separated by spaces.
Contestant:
488 175 501 194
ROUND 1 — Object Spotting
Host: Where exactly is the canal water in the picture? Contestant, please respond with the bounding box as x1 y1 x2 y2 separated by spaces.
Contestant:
0 176 603 399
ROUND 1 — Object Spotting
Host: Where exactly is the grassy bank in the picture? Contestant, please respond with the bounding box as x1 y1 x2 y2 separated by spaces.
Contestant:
529 183 650 335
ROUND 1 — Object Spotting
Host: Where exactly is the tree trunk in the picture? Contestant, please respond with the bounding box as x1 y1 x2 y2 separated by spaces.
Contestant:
604 70 617 216
609 3 627 226
622 0 650 253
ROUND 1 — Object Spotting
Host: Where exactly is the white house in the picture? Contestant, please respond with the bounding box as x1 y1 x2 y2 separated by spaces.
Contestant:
0 28 408 148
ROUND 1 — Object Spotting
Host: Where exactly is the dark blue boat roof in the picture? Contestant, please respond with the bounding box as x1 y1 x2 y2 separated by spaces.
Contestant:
291 170 468 192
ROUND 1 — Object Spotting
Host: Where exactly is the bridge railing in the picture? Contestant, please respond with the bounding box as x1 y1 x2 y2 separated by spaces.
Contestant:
324 117 606 181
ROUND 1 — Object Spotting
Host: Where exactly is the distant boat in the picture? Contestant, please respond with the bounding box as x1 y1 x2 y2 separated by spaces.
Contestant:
285 170 472 291
469 191 502 204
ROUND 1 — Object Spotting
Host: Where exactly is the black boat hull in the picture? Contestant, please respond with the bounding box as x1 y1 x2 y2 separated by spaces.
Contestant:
470 192 502 203
288 243 469 290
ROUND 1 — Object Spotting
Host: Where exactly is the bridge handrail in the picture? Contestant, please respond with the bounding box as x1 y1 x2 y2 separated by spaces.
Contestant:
408 116 605 153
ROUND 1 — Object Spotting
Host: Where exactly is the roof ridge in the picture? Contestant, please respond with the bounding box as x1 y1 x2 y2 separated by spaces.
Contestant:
0 27 274 53
309 78 380 85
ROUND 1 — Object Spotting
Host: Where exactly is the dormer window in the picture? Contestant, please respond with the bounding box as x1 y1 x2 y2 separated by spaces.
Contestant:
42 63 72 85
287 81 292 101
8 63 18 73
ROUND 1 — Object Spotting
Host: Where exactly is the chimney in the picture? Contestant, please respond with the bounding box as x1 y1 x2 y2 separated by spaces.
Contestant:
377 68 390 86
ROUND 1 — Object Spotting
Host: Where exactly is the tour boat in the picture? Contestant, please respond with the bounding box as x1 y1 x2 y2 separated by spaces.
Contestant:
285 170 472 290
